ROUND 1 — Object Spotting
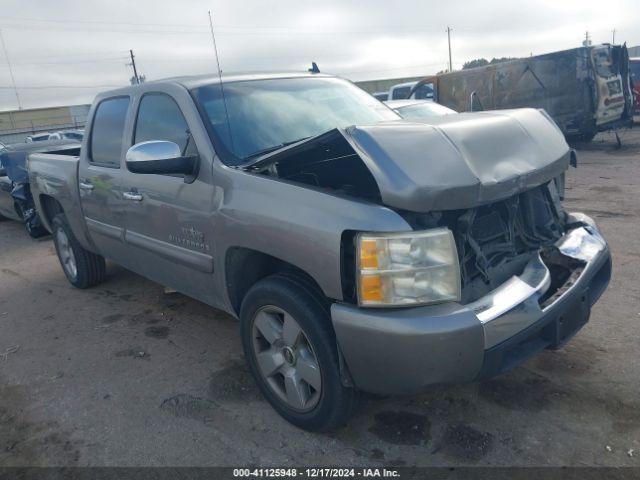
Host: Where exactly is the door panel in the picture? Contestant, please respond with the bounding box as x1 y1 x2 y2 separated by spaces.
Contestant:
122 92 216 302
78 96 131 265
122 173 216 302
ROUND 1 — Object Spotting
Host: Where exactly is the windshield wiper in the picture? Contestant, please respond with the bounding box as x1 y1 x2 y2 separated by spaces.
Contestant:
244 137 311 161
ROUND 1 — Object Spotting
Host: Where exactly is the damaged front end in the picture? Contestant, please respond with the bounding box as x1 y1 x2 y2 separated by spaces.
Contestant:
403 182 568 303
246 108 599 305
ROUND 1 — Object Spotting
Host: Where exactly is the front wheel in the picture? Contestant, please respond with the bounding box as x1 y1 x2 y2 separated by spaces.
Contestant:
52 214 106 288
240 274 359 431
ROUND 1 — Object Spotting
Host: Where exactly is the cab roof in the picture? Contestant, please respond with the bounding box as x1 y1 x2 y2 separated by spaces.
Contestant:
101 71 334 97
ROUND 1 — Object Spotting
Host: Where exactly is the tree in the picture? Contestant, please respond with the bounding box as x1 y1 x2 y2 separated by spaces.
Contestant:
462 57 518 70
463 58 489 70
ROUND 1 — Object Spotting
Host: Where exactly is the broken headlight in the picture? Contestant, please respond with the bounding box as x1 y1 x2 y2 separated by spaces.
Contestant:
356 228 461 307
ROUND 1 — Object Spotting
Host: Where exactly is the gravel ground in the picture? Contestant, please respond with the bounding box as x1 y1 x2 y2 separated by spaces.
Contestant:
0 129 638 467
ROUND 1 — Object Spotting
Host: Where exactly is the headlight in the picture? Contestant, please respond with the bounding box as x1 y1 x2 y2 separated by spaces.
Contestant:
356 228 461 307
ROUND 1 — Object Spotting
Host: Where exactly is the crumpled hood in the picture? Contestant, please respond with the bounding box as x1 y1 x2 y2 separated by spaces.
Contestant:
343 108 570 211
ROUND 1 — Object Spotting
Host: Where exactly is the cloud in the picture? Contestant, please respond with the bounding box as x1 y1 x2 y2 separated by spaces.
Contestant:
0 0 638 110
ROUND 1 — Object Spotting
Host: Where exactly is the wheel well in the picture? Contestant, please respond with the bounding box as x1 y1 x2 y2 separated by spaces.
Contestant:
13 201 23 219
39 195 64 226
225 247 327 317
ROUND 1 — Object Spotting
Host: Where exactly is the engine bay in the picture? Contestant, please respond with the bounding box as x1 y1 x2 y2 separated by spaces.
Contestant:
403 184 568 303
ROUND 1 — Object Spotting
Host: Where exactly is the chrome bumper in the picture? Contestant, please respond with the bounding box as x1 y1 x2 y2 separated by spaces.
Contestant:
331 214 611 395
467 221 607 348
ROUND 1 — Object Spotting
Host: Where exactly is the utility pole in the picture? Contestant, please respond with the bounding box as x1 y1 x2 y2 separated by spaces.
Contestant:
128 49 140 84
583 31 592 47
0 28 22 110
446 26 453 72
612 28 616 44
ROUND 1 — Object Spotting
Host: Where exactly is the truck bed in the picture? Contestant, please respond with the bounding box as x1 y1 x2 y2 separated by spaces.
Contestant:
28 150 83 236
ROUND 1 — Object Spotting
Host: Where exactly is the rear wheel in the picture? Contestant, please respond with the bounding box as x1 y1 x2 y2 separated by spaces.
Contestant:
52 214 106 288
240 274 359 431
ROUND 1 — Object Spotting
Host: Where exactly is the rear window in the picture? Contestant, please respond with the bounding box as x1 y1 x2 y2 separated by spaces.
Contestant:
391 86 411 100
90 97 129 167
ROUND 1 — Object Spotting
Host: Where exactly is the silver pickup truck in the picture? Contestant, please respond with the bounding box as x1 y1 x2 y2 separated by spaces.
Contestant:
28 72 611 431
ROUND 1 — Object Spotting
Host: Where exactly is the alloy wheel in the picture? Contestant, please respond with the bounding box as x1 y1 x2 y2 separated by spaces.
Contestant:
56 228 77 280
251 305 322 412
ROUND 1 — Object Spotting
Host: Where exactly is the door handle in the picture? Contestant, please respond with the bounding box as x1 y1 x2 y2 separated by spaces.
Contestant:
123 191 143 201
79 181 94 190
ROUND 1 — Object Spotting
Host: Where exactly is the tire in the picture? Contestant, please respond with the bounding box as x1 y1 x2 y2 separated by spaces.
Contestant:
13 203 45 238
240 274 359 432
580 131 597 142
24 213 49 239
51 213 106 288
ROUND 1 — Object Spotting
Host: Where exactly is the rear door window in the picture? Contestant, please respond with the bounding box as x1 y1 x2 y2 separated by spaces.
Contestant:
90 97 130 167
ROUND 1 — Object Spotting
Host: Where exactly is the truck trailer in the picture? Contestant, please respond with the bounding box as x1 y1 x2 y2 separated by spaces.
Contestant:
409 44 634 140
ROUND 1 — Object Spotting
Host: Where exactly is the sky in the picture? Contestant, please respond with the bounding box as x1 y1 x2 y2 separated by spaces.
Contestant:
0 0 638 111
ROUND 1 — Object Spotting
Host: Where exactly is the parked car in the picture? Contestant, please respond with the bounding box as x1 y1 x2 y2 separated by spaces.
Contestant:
26 130 84 143
28 72 611 431
0 140 80 237
48 130 84 141
25 133 53 143
407 44 634 141
388 81 433 100
630 57 640 117
385 99 457 120
372 92 388 101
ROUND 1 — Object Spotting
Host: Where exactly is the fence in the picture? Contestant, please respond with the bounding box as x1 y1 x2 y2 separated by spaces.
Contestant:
0 114 87 145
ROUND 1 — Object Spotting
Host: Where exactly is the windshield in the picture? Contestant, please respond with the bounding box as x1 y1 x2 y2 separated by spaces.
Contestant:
396 102 456 120
192 77 399 165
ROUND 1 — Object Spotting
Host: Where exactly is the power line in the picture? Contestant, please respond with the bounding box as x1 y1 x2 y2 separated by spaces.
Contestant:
0 16 210 28
0 28 21 110
11 57 129 66
0 19 450 36
0 15 452 32
0 85 123 90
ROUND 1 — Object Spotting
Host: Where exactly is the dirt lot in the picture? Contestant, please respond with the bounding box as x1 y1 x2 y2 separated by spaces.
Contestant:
0 129 639 467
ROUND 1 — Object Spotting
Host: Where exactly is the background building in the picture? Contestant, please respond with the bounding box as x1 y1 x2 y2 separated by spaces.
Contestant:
0 104 90 144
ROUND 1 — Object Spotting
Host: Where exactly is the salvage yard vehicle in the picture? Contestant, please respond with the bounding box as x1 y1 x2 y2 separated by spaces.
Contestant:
408 44 634 141
630 57 640 118
25 130 84 143
0 140 80 237
388 80 433 100
28 72 611 431
48 130 85 141
385 99 456 120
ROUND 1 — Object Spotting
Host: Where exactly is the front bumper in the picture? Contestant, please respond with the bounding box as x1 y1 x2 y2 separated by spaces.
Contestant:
331 215 611 395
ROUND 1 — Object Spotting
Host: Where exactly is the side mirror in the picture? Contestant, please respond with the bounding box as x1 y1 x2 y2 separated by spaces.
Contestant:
125 140 197 177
